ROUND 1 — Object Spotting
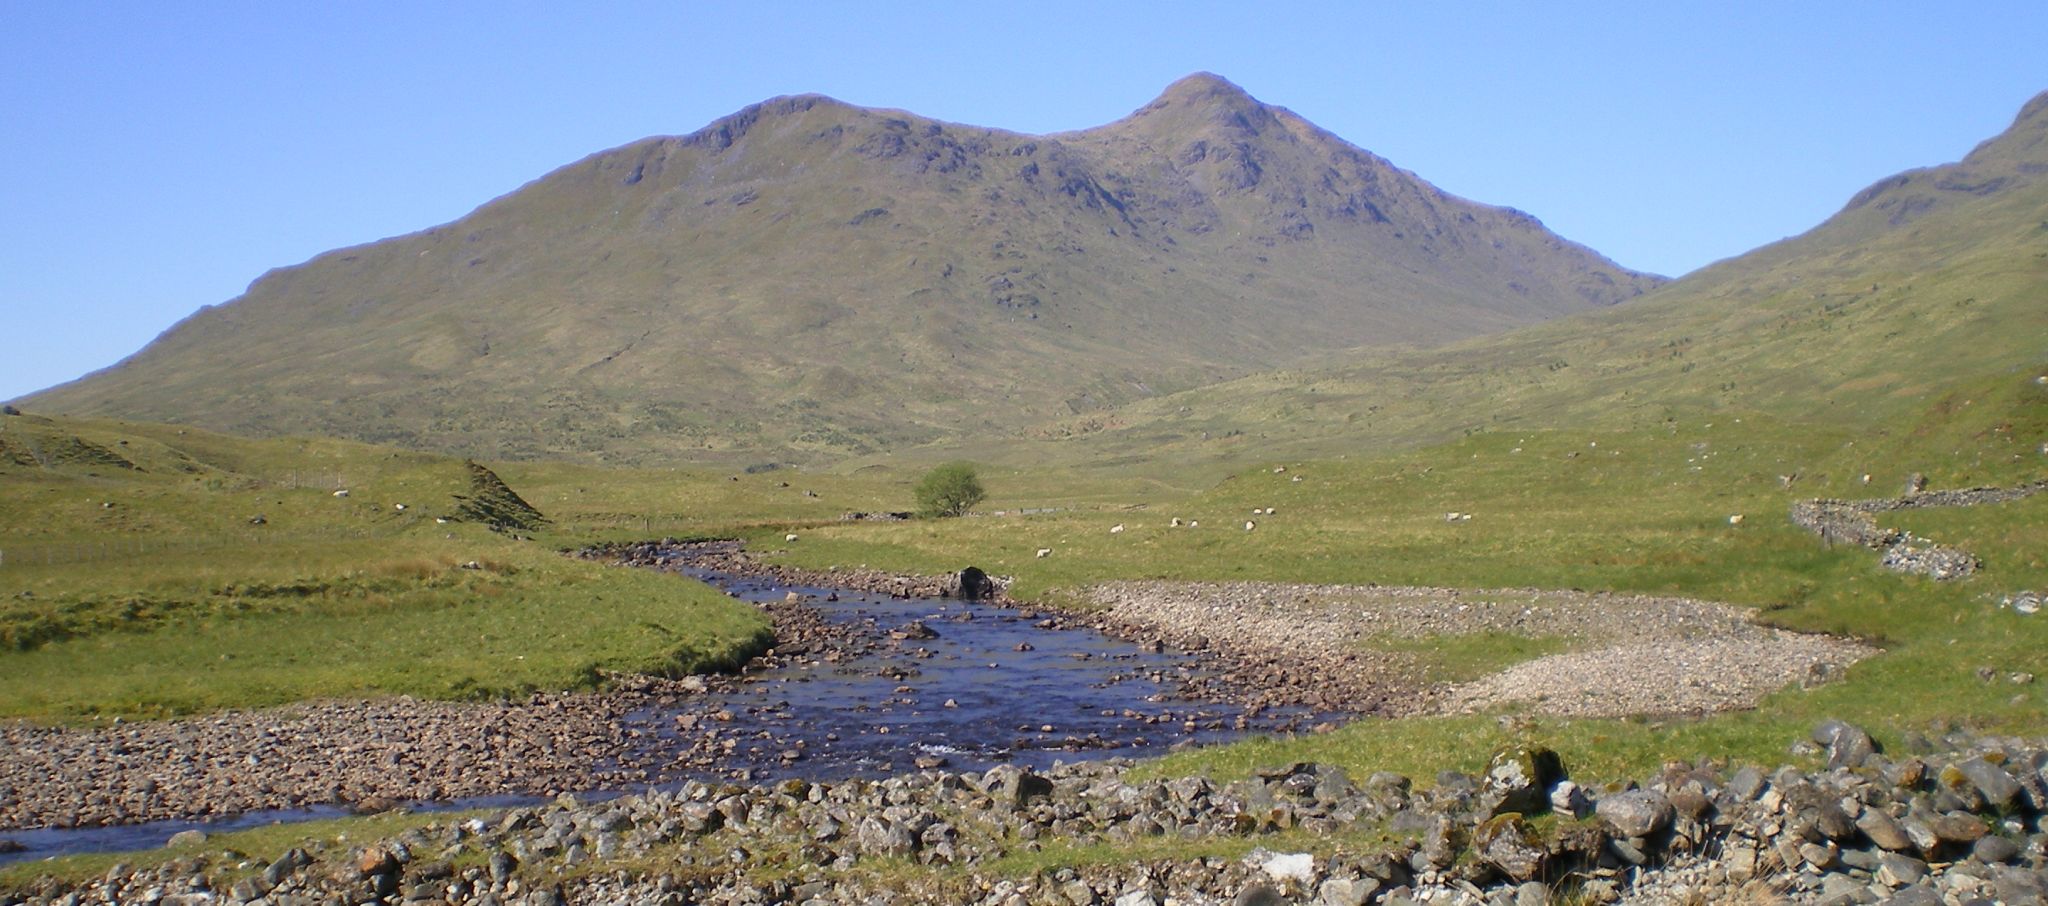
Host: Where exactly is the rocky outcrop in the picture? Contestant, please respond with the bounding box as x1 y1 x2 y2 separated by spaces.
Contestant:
450 460 547 532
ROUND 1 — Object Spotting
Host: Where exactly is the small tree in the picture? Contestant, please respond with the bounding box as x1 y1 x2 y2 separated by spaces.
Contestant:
914 461 985 517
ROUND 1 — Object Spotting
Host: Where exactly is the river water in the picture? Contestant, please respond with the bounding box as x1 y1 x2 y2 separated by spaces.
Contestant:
0 563 1325 866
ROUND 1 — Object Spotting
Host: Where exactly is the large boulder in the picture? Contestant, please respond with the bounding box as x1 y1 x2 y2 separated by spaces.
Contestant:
1594 790 1673 839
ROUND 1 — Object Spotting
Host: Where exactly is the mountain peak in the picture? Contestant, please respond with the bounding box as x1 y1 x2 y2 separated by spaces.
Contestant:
1143 72 1264 116
1158 72 1255 102
1110 72 1279 144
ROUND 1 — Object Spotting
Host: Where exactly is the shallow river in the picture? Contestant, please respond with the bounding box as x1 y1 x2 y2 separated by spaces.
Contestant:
0 562 1325 866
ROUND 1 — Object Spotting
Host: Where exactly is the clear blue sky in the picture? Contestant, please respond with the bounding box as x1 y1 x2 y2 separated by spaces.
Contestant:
4 1 2045 401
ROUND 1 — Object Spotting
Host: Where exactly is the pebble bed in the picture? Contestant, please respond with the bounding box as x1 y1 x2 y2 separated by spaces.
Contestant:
1079 582 1873 719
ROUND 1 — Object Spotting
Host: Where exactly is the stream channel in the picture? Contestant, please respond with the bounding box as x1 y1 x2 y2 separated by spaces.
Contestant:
0 555 1328 866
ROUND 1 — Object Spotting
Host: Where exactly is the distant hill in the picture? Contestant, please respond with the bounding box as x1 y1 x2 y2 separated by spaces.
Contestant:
23 73 1656 463
989 90 2048 486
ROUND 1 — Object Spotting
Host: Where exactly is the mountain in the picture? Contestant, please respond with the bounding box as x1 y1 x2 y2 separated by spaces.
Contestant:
991 90 2048 483
23 73 1657 463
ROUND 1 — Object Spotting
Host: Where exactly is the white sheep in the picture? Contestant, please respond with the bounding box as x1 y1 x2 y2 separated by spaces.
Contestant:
1727 515 1743 526
1035 548 1053 558
1109 524 1125 534
785 533 800 542
1244 520 1256 532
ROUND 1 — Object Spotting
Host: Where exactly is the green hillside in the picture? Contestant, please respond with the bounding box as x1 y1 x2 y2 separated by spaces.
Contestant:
0 411 829 719
23 74 1654 463
965 90 2048 488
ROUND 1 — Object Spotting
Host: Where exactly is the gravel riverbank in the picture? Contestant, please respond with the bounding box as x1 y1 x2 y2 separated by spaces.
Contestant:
1078 581 1874 719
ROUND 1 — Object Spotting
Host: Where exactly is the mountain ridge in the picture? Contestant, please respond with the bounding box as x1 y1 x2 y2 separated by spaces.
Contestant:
26 74 1659 462
973 87 2048 480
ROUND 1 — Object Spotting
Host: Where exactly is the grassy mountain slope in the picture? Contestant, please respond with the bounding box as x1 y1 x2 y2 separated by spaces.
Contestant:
975 90 2048 486
0 410 794 718
24 74 1655 463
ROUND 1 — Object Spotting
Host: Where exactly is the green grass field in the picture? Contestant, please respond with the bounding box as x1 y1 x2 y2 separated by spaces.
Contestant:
1 386 2043 885
0 416 791 720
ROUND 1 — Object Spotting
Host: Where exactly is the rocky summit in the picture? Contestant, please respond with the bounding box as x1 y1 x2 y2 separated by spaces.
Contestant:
25 73 1656 462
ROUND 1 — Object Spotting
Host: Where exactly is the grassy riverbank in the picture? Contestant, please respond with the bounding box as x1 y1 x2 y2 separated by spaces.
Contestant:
0 415 790 721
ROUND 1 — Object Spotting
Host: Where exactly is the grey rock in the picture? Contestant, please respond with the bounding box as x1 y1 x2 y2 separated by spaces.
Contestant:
1970 834 2020 864
1233 883 1285 906
489 850 518 883
1857 809 1915 851
228 878 268 903
1878 852 1931 887
1950 758 2023 809
855 815 917 857
984 765 1056 808
1547 780 1591 819
1800 841 1840 870
1481 745 1563 817
1815 801 1857 840
165 829 207 848
1884 885 1944 906
678 801 724 835
1818 872 1869 901
1059 879 1097 906
1315 877 1378 906
1814 719 1878 770
1420 815 1459 869
1594 789 1673 838
1992 866 2048 903
1606 836 1648 866
1726 765 1768 802
1900 814 1943 853
1930 811 1989 845
1475 816 1545 882
262 848 310 888
1840 847 1882 871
